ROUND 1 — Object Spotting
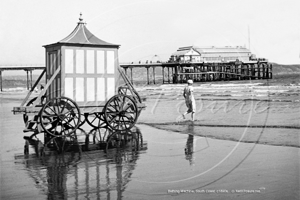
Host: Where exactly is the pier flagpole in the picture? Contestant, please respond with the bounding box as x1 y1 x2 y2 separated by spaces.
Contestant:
248 25 251 51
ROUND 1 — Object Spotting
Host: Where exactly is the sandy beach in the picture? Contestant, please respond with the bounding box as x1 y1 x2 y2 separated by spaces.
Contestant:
0 80 299 199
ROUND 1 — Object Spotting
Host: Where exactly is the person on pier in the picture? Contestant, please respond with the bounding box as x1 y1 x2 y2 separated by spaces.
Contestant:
182 79 196 121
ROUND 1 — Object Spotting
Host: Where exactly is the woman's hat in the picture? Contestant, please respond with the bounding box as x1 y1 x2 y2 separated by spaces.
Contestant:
187 79 193 84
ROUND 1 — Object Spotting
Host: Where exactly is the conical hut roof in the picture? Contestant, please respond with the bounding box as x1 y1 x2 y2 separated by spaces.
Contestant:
44 14 119 48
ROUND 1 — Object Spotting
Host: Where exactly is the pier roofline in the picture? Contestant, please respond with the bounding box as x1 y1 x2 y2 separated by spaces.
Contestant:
120 60 268 67
0 65 45 71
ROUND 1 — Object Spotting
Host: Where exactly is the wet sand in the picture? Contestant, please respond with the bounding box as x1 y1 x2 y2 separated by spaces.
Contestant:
0 82 299 199
137 82 300 147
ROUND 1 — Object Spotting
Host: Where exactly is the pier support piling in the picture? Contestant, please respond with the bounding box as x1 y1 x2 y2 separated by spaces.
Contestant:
168 67 170 83
0 70 2 92
152 67 155 84
162 67 165 84
146 67 150 85
25 70 29 90
30 70 33 89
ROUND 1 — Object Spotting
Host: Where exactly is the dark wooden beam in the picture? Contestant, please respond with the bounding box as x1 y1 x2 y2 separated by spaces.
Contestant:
147 67 149 85
130 67 133 84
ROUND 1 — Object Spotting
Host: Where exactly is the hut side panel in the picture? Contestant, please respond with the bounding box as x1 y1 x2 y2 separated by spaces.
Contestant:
62 47 118 106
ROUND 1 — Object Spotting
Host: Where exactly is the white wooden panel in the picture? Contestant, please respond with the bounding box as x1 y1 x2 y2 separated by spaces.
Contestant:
65 49 74 73
107 77 115 99
97 50 104 74
107 51 115 74
76 50 84 74
65 77 73 99
86 50 95 74
76 78 84 102
87 78 95 101
97 78 105 101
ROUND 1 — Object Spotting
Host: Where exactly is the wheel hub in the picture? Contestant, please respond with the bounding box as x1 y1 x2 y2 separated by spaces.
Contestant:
58 113 66 119
119 111 126 116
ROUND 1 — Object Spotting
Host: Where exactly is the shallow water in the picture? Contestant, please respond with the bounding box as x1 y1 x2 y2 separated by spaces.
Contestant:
1 100 299 200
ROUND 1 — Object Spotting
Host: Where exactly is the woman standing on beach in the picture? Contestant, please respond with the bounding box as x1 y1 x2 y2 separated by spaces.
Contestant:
182 79 196 121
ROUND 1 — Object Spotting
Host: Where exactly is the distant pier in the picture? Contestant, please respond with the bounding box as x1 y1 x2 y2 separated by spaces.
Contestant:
120 60 272 85
0 65 45 91
0 61 272 91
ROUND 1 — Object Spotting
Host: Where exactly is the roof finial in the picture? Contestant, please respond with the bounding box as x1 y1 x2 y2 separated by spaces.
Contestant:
78 13 84 24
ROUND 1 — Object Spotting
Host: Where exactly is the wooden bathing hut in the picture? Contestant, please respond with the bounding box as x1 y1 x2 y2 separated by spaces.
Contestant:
35 14 121 145
43 14 120 107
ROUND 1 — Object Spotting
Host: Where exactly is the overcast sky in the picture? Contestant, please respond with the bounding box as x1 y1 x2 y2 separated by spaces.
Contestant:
0 0 299 66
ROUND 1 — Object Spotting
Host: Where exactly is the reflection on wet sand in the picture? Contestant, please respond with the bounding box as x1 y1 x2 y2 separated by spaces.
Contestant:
15 127 147 200
184 123 210 166
185 124 195 166
185 134 194 165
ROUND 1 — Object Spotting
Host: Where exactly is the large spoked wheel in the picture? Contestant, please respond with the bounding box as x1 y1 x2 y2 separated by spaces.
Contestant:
104 94 138 131
40 97 81 137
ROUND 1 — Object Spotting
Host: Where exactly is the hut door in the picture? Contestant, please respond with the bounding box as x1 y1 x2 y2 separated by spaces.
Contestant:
47 51 61 100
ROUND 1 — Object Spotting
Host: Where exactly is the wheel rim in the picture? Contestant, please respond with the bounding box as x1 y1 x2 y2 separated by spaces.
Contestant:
104 94 138 131
42 135 81 156
40 97 81 137
23 96 46 124
105 129 142 156
118 85 142 103
88 127 112 144
85 112 107 128
78 114 86 127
